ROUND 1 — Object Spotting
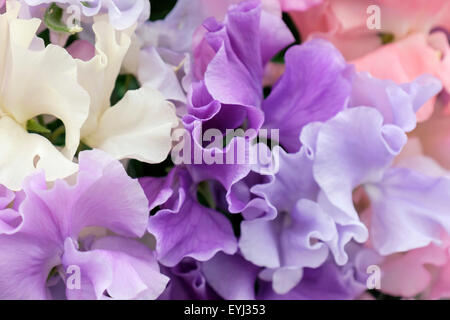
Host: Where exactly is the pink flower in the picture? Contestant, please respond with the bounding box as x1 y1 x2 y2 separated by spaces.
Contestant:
380 240 448 298
379 232 450 299
288 0 450 122
290 0 450 60
353 32 450 121
278 0 322 12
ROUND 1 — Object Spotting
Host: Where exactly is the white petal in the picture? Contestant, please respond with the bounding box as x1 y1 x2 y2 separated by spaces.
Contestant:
77 20 132 137
0 4 89 160
84 85 178 163
0 117 78 191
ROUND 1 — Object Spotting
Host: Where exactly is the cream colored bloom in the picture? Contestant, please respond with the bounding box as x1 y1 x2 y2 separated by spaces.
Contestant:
0 1 89 190
78 19 179 163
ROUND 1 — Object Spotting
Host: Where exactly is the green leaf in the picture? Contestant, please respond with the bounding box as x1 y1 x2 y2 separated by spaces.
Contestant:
196 181 216 209
80 1 92 7
110 74 140 106
26 119 51 134
44 3 82 34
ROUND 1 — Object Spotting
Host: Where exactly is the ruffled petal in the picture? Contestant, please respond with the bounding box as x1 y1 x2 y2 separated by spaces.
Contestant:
83 85 178 163
368 166 450 254
143 169 237 267
202 252 260 300
0 117 78 191
349 72 442 131
63 236 168 300
239 199 336 294
1 14 89 160
77 20 132 138
262 39 352 152
313 107 407 219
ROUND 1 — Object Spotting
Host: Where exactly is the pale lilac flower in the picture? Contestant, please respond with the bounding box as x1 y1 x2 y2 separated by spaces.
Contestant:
0 150 168 299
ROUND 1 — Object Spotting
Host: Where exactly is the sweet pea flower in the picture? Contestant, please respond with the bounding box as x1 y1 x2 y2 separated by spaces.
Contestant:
179 0 294 212
379 237 450 299
290 0 450 60
361 107 450 300
135 0 286 104
140 167 238 267
352 32 450 121
256 243 382 300
0 149 169 299
0 1 90 190
159 253 259 300
237 45 443 292
278 0 322 11
289 0 450 121
76 18 179 164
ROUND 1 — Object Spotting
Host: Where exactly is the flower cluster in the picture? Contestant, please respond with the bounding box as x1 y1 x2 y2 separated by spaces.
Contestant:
0 0 450 300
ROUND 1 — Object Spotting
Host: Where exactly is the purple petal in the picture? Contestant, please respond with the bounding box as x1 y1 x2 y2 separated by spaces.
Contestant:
62 236 168 300
349 73 442 132
368 167 450 255
144 169 237 266
202 252 260 300
71 150 149 238
257 244 381 300
239 199 336 294
159 258 219 300
262 39 353 152
0 233 60 299
313 107 407 220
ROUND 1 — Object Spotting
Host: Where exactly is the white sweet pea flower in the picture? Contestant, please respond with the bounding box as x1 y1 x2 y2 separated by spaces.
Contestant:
0 1 90 190
77 19 179 163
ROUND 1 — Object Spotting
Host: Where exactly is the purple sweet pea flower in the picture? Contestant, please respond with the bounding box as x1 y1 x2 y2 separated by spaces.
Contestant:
0 150 168 300
158 257 220 300
238 73 442 293
140 167 238 267
313 94 450 255
256 243 382 300
0 185 24 235
159 252 260 300
262 39 354 152
177 0 293 214
238 130 367 294
366 165 450 255
189 0 293 128
202 252 260 300
349 73 442 132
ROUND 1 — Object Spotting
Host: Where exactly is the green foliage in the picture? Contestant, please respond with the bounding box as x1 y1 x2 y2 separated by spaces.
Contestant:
26 117 66 147
378 32 395 45
37 29 51 46
44 3 82 34
110 74 140 106
26 119 51 135
271 13 302 64
150 0 177 21
127 157 174 179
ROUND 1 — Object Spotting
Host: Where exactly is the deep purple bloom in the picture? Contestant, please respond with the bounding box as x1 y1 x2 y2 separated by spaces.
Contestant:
159 252 259 300
140 168 238 267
